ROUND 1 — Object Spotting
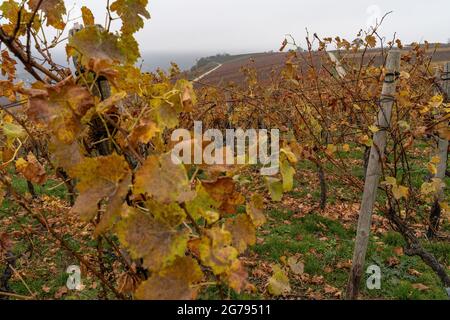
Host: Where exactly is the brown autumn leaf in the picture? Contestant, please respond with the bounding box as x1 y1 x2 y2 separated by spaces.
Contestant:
246 193 266 227
15 152 46 185
199 226 238 275
203 176 245 214
287 256 304 275
66 26 137 76
48 136 84 171
0 232 13 253
116 208 188 271
68 153 130 221
80 6 94 26
224 214 256 254
336 259 352 270
412 283 430 291
393 246 404 256
1 50 16 80
54 286 68 299
324 284 340 296
1 0 41 36
24 77 95 144
133 152 193 204
135 256 203 300
28 0 66 29
41 285 51 293
117 272 140 294
223 259 250 294
365 35 376 48
407 268 422 277
386 256 400 267
94 173 132 236
127 118 160 148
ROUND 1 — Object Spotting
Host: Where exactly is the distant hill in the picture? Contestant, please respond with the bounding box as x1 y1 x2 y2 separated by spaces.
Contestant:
191 44 450 87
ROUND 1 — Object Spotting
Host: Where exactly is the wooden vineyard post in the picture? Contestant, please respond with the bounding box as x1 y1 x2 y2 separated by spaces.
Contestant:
346 50 401 300
428 62 450 238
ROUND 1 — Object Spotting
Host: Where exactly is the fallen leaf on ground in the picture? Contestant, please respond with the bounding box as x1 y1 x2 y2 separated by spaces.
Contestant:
412 283 429 291
287 256 304 275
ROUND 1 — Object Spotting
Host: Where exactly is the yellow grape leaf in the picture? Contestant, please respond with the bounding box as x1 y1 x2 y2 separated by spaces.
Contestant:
1 122 26 140
67 26 137 76
280 159 295 192
69 153 130 221
224 214 256 254
202 177 245 215
28 0 66 29
325 144 337 155
265 177 283 202
15 153 46 185
81 6 94 26
127 118 160 148
358 134 373 147
383 176 397 187
429 94 444 109
199 226 238 275
368 125 380 133
151 100 179 130
421 178 445 196
135 256 203 300
185 183 219 221
365 35 376 48
119 34 141 65
110 0 151 34
392 185 409 200
280 147 297 163
246 193 266 227
430 156 441 165
427 162 437 176
398 120 410 130
399 71 410 79
1 0 41 36
145 199 186 227
202 211 220 225
342 144 350 152
95 91 127 114
440 202 450 220
117 208 189 271
134 152 193 204
174 79 196 113
267 264 291 296
382 177 408 200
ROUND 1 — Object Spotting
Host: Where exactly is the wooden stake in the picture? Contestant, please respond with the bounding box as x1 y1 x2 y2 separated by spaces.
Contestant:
346 50 401 299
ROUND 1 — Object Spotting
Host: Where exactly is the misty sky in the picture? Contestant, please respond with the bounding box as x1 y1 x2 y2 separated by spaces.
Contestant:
63 0 450 55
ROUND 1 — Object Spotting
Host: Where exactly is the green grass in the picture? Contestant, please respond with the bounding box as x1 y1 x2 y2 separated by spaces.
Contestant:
251 207 449 299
